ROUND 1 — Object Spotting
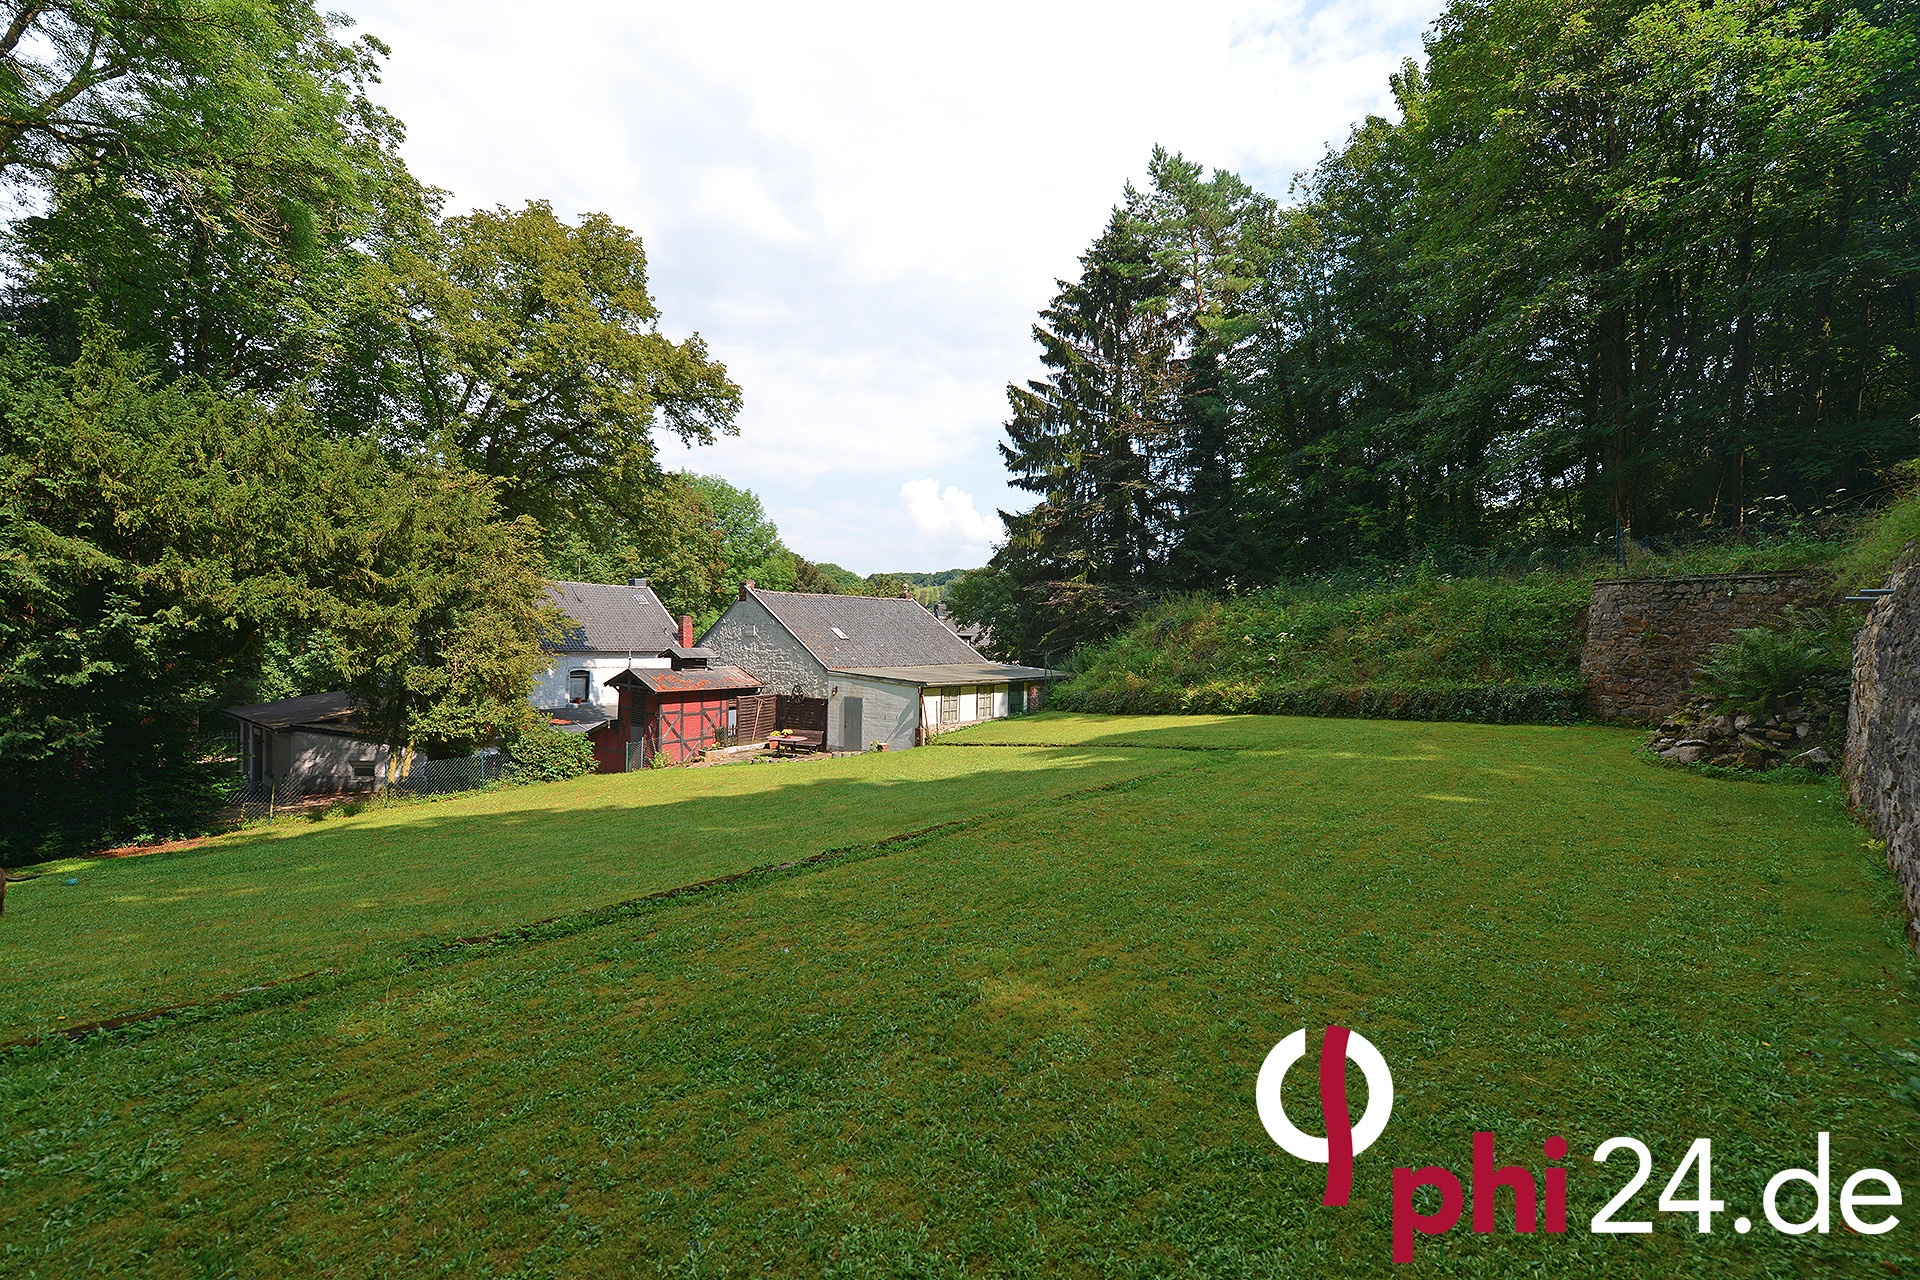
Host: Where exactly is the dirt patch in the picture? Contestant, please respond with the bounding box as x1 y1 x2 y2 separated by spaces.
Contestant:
93 834 221 860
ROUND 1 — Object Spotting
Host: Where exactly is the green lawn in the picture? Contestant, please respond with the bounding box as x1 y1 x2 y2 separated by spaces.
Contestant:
2 713 1915 1277
0 743 1176 1036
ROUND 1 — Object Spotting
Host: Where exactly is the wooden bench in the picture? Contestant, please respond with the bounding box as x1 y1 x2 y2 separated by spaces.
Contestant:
766 730 826 755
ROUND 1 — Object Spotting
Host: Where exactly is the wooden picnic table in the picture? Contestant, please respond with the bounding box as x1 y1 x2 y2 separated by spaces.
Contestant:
766 730 825 755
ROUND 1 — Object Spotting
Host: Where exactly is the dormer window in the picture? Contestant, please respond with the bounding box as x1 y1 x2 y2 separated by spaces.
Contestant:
567 670 590 703
830 627 848 640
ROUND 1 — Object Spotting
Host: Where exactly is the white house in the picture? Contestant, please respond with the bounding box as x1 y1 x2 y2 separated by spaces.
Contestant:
535 579 680 717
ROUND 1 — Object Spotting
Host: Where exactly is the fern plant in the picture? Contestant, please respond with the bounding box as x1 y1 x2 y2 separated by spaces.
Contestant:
1691 614 1850 713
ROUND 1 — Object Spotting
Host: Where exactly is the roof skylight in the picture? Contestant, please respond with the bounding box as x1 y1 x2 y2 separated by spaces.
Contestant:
830 626 849 639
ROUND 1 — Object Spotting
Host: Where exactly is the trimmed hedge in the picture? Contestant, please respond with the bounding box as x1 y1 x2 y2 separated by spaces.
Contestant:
1051 679 1584 725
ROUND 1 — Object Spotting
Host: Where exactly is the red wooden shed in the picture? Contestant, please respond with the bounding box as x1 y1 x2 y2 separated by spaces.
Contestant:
596 616 762 768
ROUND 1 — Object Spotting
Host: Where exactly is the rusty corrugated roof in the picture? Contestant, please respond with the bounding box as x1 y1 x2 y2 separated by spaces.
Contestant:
606 665 761 695
728 589 984 669
833 662 1063 686
223 689 363 732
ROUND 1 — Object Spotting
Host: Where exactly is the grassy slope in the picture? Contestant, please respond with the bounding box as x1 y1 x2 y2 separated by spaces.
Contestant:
1830 489 1920 589
1057 576 1592 714
1055 540 1853 719
3 713 1916 1277
0 746 1174 1036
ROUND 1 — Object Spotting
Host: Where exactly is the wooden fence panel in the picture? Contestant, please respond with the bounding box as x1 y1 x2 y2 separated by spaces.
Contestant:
776 695 827 733
737 695 777 742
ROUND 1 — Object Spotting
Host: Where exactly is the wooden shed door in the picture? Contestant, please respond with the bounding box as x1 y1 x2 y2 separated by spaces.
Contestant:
842 697 863 751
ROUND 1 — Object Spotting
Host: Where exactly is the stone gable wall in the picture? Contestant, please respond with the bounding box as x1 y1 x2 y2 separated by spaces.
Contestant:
700 597 829 698
1580 572 1835 722
1845 546 1920 949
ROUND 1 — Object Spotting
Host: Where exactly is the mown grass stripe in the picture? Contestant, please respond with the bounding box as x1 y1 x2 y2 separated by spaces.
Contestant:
2 767 1180 1056
0 972 325 1050
933 739 1243 751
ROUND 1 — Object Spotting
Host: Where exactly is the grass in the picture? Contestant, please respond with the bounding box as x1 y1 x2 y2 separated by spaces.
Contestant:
0 744 1173 1037
2 712 1916 1277
1054 576 1592 718
1051 534 1864 721
1829 485 1920 590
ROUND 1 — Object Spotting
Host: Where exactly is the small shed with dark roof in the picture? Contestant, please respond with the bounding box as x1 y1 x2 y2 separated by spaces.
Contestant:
224 690 389 791
699 583 1062 750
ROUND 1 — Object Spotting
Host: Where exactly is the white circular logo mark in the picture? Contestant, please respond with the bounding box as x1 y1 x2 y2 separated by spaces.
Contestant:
1255 1027 1395 1162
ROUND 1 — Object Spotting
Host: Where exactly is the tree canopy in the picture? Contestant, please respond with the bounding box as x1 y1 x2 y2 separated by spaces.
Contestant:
0 1 751 857
986 0 1919 659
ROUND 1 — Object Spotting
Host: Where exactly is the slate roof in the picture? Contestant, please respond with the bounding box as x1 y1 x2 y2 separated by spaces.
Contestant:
735 589 986 670
545 580 678 654
833 663 1064 686
605 665 762 695
223 690 367 734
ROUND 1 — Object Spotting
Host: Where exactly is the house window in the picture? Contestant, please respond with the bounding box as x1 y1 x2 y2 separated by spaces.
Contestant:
567 670 590 703
744 623 758 639
941 688 960 724
352 760 375 778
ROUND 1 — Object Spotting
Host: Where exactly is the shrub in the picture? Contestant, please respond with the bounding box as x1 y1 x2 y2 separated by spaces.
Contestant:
1690 614 1851 713
503 724 597 783
649 751 673 770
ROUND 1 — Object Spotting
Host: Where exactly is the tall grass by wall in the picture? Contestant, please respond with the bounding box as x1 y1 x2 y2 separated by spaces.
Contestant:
1830 482 1920 590
1053 573 1593 723
1049 530 1872 725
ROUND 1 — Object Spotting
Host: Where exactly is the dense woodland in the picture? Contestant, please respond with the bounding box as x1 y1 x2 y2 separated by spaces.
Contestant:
957 0 1919 659
0 1 913 858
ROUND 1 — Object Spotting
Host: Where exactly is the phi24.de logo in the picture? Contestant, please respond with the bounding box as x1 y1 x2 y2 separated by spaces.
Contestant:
1255 1026 1905 1263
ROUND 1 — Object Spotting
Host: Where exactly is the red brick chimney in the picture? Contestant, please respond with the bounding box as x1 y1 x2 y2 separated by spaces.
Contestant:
738 579 754 600
679 615 695 648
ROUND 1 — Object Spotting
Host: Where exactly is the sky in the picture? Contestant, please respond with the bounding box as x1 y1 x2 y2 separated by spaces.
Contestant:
335 1 1442 575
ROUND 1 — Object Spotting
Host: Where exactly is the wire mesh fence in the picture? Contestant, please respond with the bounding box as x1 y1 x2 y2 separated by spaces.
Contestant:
221 752 511 823
398 753 513 795
223 777 306 825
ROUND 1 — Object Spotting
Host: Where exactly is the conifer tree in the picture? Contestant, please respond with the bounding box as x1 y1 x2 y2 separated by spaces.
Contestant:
993 207 1178 654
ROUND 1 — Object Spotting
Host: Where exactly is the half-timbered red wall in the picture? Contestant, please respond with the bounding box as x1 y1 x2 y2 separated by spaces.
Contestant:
602 686 741 769
642 693 735 764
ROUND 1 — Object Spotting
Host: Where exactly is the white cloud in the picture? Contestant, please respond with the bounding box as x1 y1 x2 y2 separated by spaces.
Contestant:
335 0 1440 572
900 479 1002 562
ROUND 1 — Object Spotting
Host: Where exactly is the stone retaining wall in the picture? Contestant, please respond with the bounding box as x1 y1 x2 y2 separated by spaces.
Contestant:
1580 572 1835 722
1845 545 1920 949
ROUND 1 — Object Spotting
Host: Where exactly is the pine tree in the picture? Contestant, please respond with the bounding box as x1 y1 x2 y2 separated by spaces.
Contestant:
1129 148 1273 588
993 207 1179 653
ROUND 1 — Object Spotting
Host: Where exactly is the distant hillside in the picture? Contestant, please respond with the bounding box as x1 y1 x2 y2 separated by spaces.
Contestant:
890 569 974 587
789 562 982 602
796 561 870 593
